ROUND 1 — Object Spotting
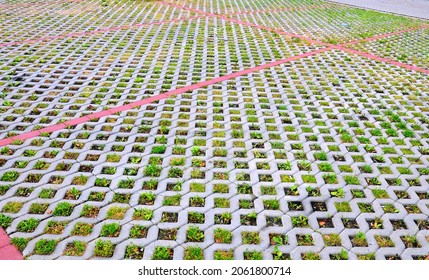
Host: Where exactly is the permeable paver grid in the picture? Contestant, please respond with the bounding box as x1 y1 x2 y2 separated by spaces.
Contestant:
0 0 429 260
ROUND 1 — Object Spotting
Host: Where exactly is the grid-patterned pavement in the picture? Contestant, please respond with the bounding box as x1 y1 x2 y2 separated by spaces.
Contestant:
0 0 429 260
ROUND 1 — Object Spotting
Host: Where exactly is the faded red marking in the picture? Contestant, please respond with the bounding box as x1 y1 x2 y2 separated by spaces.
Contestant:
160 1 336 46
342 24 429 46
0 228 23 260
160 2 429 75
230 3 331 16
0 16 203 48
0 47 332 147
337 47 429 74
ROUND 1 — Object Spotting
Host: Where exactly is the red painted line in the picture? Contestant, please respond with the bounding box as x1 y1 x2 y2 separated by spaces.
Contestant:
160 2 429 75
159 2 336 46
342 24 429 46
0 16 203 48
336 47 429 74
230 3 333 16
0 228 23 260
0 47 332 147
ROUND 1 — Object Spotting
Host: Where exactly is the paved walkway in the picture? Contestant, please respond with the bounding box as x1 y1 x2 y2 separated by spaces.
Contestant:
0 0 428 260
329 0 429 19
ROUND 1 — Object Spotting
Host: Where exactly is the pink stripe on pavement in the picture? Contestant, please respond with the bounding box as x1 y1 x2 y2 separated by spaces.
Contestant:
230 4 330 16
342 24 429 46
228 4 342 16
0 16 203 48
336 47 429 74
0 47 332 147
0 228 23 260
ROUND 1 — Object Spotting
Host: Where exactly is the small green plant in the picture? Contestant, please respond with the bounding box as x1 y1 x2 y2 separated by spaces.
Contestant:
335 201 352 212
100 223 121 237
10 237 29 252
117 178 135 189
94 240 115 257
372 189 389 198
242 231 260 244
213 250 234 260
330 188 344 198
0 184 11 196
375 235 395 247
184 246 204 260
323 173 337 184
302 252 320 260
291 215 309 227
401 235 420 248
72 175 89 185
151 145 166 154
0 214 12 229
314 151 327 161
297 234 314 246
34 160 49 170
133 208 153 220
44 221 68 234
106 154 121 162
142 179 158 190
53 202 74 216
188 212 205 224
214 228 232 244
33 239 57 255
101 166 116 175
17 218 40 232
277 161 292 170
190 196 205 207
152 246 173 260
331 249 348 260
95 178 111 187
352 232 368 247
71 222 93 236
129 225 148 238
344 176 360 185
65 187 81 200
323 234 342 246
271 234 288 245
169 167 184 178
170 157 185 166
144 164 162 177
163 194 181 206
357 253 376 260
64 241 87 256
1 171 19 182
318 162 333 172
263 199 280 210
2 201 23 213
106 206 128 220
80 205 100 218
187 226 204 242
112 193 131 204
138 192 156 205
124 243 144 259
360 165 373 173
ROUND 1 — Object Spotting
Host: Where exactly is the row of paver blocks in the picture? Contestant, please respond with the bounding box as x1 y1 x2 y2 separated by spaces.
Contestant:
0 0 428 260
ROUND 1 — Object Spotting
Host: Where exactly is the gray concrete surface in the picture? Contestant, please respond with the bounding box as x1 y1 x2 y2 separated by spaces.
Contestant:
327 0 429 19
